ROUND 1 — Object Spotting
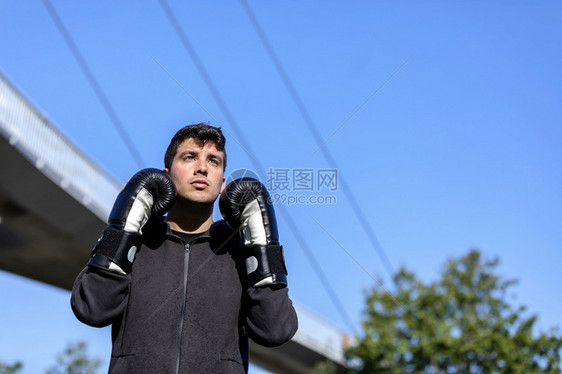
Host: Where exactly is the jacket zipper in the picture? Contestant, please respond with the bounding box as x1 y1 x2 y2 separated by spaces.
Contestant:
175 241 190 374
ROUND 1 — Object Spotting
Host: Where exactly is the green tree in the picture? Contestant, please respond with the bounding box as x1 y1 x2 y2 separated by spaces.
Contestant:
0 361 23 374
46 341 101 374
345 249 562 373
310 360 338 374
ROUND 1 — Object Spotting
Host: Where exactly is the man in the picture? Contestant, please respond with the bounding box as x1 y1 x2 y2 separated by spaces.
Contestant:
71 123 298 373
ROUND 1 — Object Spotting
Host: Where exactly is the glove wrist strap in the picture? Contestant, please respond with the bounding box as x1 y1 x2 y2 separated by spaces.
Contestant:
88 227 141 274
243 244 288 288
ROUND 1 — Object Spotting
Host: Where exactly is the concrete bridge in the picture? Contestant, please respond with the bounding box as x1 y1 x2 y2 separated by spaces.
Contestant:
0 71 348 373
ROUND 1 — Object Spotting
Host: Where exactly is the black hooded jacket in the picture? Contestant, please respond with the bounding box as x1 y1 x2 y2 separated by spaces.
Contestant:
71 217 298 373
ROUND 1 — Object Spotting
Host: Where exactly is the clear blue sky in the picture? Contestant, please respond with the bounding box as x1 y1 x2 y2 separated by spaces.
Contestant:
1 1 561 373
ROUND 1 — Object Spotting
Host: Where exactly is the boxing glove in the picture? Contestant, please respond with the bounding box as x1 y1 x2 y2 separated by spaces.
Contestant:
219 177 287 288
88 168 176 274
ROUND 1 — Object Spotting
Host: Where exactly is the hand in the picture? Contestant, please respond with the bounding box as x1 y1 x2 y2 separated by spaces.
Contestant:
88 168 176 274
219 177 287 288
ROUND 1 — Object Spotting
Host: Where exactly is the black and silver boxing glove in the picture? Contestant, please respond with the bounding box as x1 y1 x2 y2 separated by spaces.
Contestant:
219 177 287 288
88 168 176 274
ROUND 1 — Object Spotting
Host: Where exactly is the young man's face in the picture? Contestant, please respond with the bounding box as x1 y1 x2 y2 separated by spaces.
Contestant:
164 138 226 205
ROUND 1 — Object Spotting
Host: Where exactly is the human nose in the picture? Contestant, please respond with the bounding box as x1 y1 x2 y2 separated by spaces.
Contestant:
194 159 207 175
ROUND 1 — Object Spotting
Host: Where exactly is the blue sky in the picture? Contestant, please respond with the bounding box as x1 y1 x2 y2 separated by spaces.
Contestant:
1 1 561 373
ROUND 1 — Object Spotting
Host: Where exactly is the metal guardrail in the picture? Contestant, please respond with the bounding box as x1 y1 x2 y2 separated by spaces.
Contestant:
293 302 348 365
0 71 121 221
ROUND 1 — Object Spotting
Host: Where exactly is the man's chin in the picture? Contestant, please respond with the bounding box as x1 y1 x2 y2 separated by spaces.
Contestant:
179 193 219 206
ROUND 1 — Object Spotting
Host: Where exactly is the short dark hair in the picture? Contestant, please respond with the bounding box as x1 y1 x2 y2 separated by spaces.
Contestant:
164 123 227 170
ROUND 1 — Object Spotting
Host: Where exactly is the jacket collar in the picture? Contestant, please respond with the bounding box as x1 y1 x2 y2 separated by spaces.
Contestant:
145 216 240 255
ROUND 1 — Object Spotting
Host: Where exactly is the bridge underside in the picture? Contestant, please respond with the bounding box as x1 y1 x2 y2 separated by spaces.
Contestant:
0 134 105 290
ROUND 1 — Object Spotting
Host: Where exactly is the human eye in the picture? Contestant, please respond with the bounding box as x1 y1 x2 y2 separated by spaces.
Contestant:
209 155 224 167
183 152 195 161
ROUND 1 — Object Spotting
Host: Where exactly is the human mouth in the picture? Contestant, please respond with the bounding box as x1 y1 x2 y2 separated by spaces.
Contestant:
191 179 209 189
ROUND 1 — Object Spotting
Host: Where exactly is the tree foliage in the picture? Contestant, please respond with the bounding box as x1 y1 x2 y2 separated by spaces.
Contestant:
345 249 562 373
0 362 23 374
309 360 338 374
46 341 101 374
1 341 100 374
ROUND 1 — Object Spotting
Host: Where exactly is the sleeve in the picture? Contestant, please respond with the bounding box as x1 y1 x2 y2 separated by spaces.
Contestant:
70 265 130 328
243 286 298 347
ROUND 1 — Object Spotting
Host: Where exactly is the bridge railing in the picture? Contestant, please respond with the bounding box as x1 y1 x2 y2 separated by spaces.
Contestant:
0 71 120 221
293 302 349 365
